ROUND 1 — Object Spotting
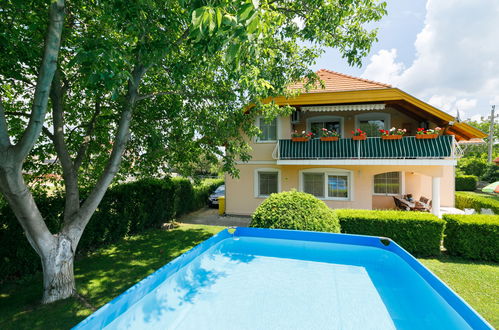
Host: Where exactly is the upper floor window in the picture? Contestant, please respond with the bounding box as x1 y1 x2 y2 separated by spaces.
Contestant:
355 113 390 137
257 117 277 142
307 116 343 137
374 172 401 195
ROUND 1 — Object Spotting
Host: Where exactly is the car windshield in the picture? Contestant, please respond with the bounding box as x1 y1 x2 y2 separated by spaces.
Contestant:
215 186 225 194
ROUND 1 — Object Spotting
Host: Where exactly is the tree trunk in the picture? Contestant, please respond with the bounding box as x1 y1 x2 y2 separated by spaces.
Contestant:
41 234 76 304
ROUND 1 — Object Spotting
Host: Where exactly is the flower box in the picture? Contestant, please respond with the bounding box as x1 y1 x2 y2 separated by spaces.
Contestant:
416 134 439 139
381 135 403 140
292 137 310 142
320 136 339 141
352 135 367 141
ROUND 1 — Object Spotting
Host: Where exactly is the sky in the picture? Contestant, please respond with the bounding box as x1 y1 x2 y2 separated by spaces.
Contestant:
309 0 499 121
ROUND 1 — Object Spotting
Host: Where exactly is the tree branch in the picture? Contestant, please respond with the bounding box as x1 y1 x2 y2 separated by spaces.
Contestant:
49 68 81 223
64 64 147 245
73 97 101 171
136 91 176 101
0 96 11 148
13 0 65 161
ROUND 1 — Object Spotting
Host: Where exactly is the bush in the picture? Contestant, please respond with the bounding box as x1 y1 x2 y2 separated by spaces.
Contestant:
455 191 499 214
455 175 478 191
482 163 499 183
443 214 499 261
335 209 445 256
0 177 223 280
457 156 488 178
250 190 340 233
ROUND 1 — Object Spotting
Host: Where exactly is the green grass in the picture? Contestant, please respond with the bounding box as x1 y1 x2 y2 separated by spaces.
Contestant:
1 224 497 329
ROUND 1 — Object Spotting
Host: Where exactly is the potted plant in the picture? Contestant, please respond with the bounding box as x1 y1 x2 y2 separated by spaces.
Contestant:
320 128 340 141
416 127 441 139
291 130 313 142
351 128 367 141
380 127 406 140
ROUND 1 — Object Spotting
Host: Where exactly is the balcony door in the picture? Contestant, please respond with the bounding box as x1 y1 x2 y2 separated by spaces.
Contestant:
307 116 344 138
355 113 390 137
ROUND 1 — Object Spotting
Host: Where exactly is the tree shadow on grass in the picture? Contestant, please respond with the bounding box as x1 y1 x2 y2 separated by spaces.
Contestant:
0 225 223 330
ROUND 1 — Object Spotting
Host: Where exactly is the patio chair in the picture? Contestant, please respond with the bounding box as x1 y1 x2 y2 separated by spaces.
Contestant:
413 196 431 212
393 196 410 211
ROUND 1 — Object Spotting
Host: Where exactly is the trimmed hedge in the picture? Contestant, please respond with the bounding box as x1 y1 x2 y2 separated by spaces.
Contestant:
443 214 499 261
335 209 445 256
0 177 223 280
250 191 340 233
455 191 499 214
455 175 478 191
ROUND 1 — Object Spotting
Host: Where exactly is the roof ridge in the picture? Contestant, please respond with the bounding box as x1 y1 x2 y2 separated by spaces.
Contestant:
317 69 392 88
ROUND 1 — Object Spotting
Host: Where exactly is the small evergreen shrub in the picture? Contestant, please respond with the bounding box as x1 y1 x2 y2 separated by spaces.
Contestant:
250 190 340 233
335 209 445 256
482 164 499 183
455 175 478 191
455 191 499 214
443 214 499 261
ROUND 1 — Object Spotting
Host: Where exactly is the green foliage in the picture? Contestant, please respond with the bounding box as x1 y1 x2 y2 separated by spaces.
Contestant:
455 175 478 191
482 164 499 183
250 190 340 233
335 209 445 256
0 178 222 280
443 214 499 261
457 156 488 178
455 191 499 214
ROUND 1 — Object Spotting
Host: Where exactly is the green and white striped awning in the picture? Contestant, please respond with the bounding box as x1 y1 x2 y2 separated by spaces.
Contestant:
278 135 454 159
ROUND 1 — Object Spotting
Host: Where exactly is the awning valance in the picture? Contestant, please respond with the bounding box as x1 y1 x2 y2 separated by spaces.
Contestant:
300 103 385 112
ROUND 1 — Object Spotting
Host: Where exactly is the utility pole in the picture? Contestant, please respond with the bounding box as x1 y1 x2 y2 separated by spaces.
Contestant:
488 105 495 163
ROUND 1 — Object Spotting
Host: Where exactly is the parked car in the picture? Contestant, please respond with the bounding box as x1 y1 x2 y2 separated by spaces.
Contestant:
208 185 225 208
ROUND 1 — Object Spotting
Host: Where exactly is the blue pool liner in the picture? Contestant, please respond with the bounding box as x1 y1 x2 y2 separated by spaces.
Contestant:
73 227 493 329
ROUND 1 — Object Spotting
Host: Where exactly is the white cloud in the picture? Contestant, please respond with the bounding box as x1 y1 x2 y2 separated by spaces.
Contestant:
361 0 499 119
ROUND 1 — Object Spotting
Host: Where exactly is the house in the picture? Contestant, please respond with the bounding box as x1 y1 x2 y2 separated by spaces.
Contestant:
224 69 486 217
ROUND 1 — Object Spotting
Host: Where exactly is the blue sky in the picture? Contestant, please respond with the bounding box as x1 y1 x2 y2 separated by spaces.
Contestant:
310 0 498 121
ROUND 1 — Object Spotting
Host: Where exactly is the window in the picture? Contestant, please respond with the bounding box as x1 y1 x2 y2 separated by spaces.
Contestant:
307 116 343 137
328 175 348 198
360 120 385 137
257 117 277 142
374 172 401 195
310 121 341 137
301 169 352 200
355 113 390 137
303 173 325 197
254 169 280 197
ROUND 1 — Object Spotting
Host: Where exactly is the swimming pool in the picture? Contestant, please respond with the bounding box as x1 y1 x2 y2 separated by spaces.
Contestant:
74 227 492 329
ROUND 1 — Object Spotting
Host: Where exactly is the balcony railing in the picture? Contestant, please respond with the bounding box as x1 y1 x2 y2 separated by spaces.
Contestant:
273 135 462 160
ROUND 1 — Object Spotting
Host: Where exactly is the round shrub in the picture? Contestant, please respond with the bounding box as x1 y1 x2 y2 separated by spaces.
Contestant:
250 190 340 233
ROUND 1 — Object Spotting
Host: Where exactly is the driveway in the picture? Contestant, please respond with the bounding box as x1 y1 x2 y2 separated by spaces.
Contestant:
179 207 251 227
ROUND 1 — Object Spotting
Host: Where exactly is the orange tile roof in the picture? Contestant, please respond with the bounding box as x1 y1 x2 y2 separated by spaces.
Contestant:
290 69 391 93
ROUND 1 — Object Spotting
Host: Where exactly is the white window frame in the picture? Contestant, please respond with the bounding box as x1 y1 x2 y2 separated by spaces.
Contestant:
372 171 405 196
306 115 345 138
299 168 353 201
254 168 281 198
355 112 391 133
255 116 280 143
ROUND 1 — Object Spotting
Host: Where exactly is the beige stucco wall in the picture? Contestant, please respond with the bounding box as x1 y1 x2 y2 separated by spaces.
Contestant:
225 164 455 216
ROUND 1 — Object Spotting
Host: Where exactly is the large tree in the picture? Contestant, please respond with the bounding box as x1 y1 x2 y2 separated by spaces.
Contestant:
0 0 386 303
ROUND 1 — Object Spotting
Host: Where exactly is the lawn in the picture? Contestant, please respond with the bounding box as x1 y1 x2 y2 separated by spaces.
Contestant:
0 224 497 329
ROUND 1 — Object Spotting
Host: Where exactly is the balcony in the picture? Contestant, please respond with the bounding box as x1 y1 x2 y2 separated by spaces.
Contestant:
273 135 462 162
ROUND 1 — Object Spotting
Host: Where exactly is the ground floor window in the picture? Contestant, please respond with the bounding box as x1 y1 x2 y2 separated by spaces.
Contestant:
374 172 401 195
254 169 280 197
301 169 351 200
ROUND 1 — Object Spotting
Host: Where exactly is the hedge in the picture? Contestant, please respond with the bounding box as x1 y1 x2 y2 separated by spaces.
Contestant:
455 175 478 191
443 214 499 261
0 177 223 280
250 191 340 233
335 209 445 256
455 191 499 214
